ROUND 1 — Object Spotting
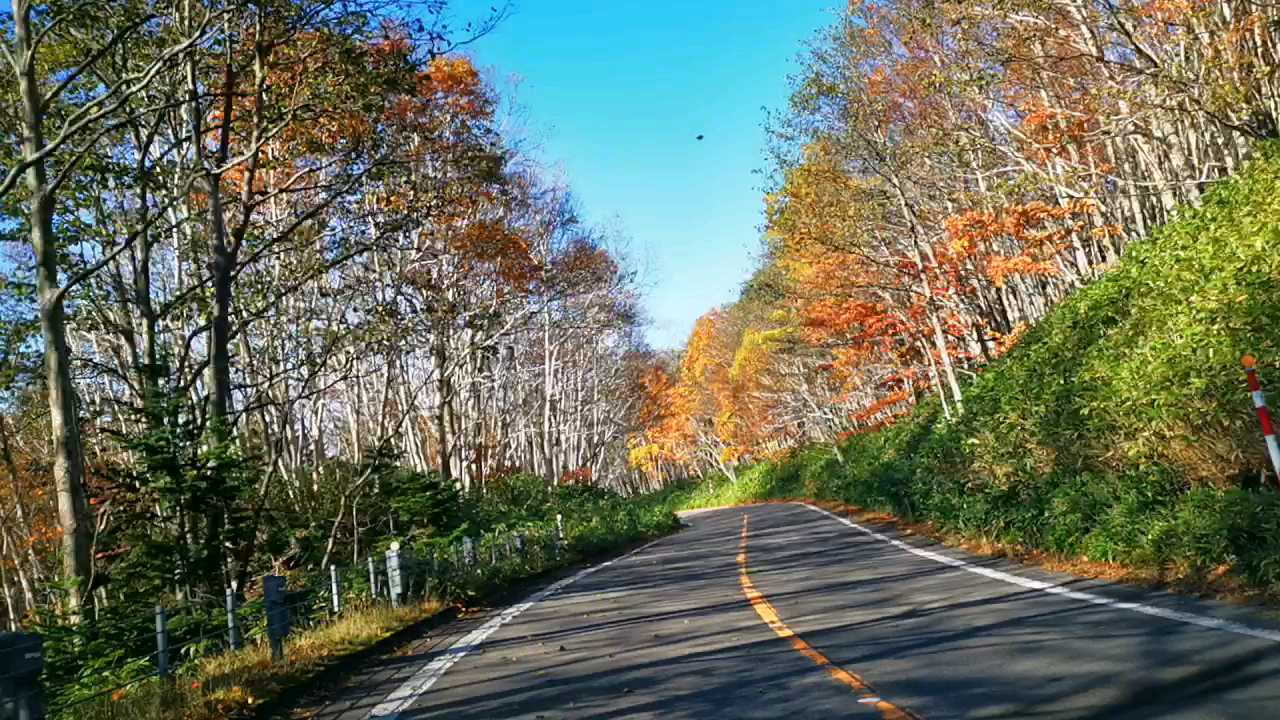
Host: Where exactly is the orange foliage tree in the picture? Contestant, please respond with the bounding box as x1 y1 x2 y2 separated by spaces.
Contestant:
632 0 1280 482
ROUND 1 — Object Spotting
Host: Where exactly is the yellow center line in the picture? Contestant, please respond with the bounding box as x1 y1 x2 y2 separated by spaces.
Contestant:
737 514 921 720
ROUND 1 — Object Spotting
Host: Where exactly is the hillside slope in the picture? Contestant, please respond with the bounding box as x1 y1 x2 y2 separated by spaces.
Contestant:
658 142 1280 595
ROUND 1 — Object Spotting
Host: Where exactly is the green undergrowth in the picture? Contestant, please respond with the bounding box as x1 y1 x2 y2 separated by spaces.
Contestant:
650 142 1280 596
52 481 679 719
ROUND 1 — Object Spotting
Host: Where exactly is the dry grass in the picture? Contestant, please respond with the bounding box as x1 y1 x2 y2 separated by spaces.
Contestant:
70 600 442 719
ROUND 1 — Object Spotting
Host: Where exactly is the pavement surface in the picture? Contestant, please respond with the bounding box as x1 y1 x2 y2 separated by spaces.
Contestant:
291 503 1280 719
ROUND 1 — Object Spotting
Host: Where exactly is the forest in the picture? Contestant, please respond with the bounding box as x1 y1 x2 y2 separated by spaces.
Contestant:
630 0 1280 486
0 0 669 647
632 0 1280 599
6 0 1280 715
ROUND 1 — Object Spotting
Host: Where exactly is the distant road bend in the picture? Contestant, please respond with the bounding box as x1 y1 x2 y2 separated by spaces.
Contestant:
299 504 1280 719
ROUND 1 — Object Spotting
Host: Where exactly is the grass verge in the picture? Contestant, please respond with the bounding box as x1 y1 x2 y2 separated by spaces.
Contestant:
69 600 441 720
66 506 681 720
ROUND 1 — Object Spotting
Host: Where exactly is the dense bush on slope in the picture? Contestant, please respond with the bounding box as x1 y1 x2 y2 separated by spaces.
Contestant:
655 143 1280 592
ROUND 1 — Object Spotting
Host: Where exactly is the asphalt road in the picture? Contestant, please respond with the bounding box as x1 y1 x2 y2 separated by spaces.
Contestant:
294 503 1280 719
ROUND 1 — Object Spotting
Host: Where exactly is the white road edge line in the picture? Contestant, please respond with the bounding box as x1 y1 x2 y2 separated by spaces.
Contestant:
368 537 667 719
802 503 1280 644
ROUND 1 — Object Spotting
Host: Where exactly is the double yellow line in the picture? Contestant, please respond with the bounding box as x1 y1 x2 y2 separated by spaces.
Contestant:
736 514 920 720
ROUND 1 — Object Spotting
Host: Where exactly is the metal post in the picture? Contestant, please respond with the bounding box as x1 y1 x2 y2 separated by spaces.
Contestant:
423 551 435 599
462 536 475 568
329 565 342 615
367 555 378 598
556 513 565 558
263 575 288 663
0 632 45 720
385 543 403 609
225 588 242 651
155 606 170 679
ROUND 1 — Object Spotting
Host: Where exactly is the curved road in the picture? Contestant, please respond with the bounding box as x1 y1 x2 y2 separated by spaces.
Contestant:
296 504 1280 719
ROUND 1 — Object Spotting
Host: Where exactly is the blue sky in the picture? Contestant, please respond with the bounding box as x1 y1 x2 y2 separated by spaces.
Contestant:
455 1 835 349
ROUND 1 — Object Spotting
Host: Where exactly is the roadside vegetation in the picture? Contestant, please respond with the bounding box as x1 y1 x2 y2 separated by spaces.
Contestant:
69 600 441 720
46 474 677 719
648 144 1280 598
625 1 1280 602
6 0 1280 716
0 1 677 717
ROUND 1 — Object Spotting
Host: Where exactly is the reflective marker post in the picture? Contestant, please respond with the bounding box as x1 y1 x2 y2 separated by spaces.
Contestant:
385 543 403 609
1243 355 1280 485
329 565 342 615
555 514 565 559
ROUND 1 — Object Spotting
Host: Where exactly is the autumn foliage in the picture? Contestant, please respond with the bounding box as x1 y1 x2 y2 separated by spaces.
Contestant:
0 0 667 666
631 0 1280 484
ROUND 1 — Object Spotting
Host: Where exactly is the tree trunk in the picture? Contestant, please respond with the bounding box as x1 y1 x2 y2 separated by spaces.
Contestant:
12 0 92 616
434 336 453 486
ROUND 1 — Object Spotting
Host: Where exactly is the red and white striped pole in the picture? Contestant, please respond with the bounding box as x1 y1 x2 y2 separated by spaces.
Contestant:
1242 354 1280 482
